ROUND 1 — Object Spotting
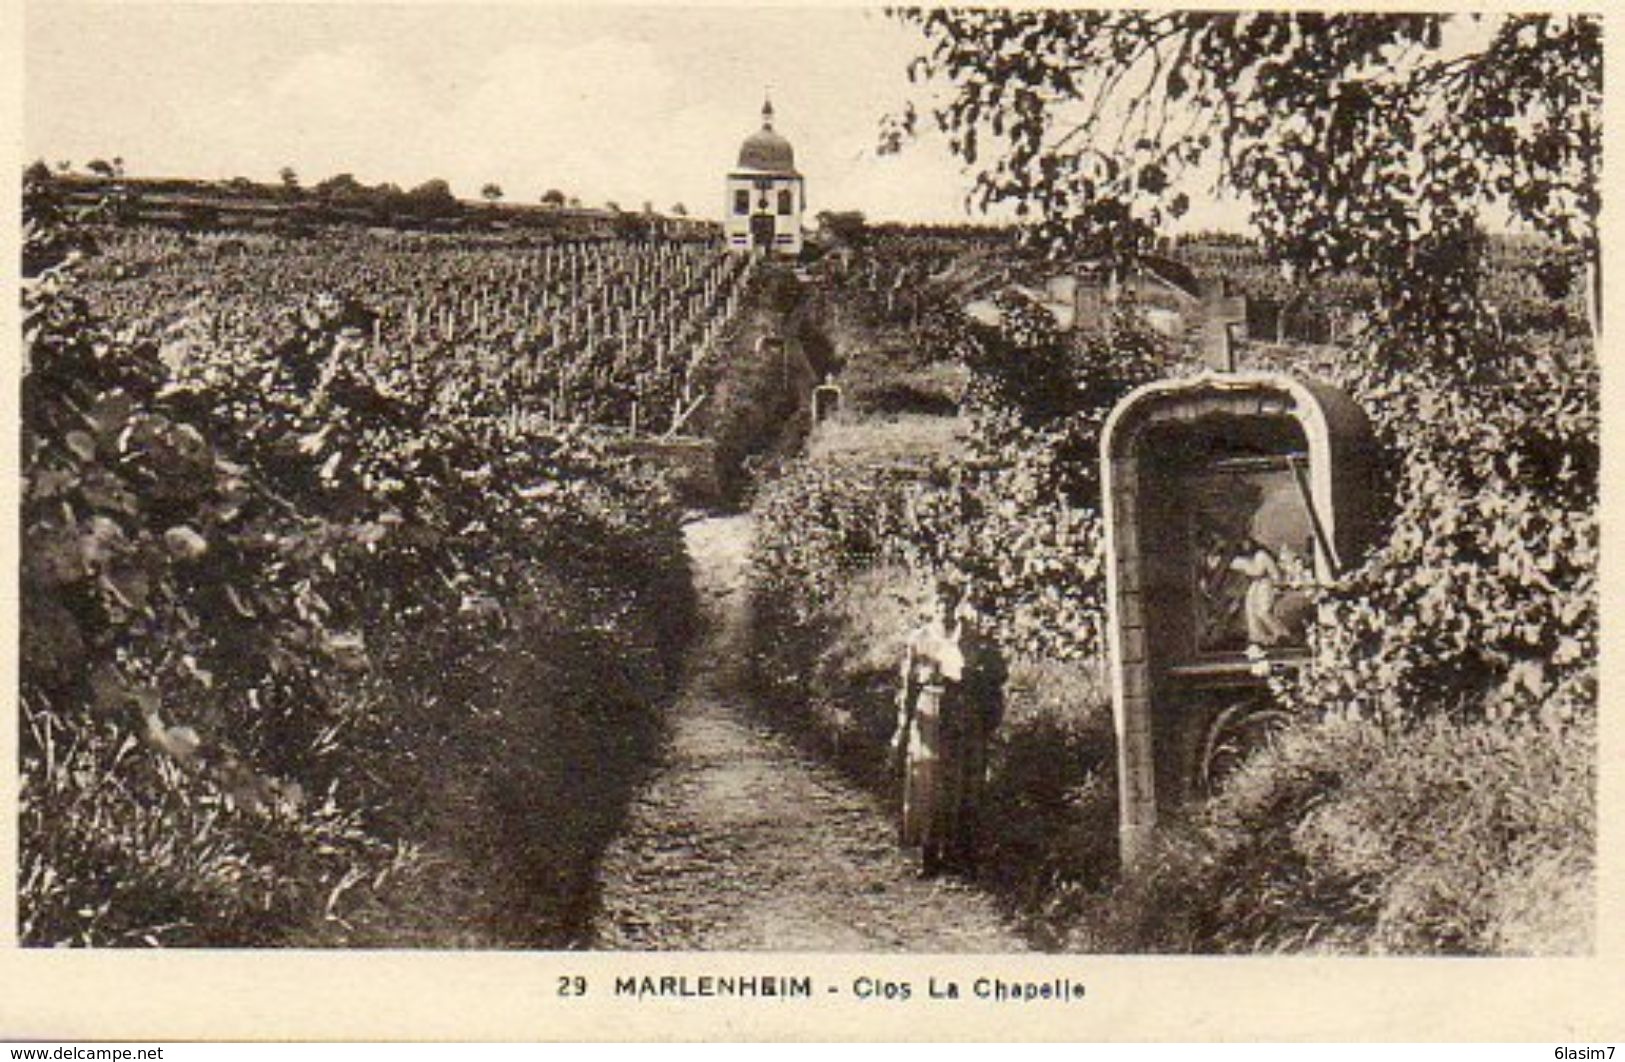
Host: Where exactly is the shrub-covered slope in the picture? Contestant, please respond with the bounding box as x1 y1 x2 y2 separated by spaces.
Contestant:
20 182 695 947
744 232 1595 953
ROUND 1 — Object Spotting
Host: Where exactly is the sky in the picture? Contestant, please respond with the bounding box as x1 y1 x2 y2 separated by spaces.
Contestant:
22 5 1536 233
24 3 1011 224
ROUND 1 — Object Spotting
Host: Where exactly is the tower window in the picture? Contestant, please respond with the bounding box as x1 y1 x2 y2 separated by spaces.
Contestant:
734 189 750 215
777 189 793 216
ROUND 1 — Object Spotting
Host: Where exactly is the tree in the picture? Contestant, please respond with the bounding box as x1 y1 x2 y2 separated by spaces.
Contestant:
481 183 504 205
86 158 117 179
368 183 406 222
670 203 689 217
24 159 52 184
405 178 459 218
888 12 1601 341
278 166 302 200
541 189 566 208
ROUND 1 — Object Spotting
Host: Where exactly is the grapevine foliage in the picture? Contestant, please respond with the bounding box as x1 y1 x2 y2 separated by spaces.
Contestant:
906 297 1171 659
755 251 1173 663
1290 331 1597 728
20 175 694 945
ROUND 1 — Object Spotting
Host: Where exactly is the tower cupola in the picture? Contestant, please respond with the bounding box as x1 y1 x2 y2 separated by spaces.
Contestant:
725 96 805 256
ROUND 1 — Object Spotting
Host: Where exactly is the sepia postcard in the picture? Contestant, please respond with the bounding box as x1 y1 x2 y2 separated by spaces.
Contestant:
3 0 1622 1042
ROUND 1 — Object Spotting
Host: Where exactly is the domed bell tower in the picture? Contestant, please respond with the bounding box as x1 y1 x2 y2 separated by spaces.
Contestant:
726 98 804 256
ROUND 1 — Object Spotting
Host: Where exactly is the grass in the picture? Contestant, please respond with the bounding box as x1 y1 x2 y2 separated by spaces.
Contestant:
807 413 970 469
1060 711 1595 954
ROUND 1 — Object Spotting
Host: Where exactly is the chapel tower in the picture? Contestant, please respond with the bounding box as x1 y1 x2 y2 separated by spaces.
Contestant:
725 98 804 256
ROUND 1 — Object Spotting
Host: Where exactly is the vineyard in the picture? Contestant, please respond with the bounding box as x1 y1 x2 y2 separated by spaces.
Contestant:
77 227 754 436
20 180 755 946
12 22 1613 1057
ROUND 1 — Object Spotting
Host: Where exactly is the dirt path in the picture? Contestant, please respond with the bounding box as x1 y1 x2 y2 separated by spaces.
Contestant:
592 515 1027 952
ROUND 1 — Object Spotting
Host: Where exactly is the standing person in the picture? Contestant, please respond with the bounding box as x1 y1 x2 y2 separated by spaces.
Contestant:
891 576 1007 876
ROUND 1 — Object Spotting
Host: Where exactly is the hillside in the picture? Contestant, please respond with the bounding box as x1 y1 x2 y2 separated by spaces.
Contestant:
739 227 1596 953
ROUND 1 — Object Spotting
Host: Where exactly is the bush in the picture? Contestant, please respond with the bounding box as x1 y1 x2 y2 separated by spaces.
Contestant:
699 266 831 505
888 300 1172 660
844 362 965 416
20 178 695 947
751 459 917 618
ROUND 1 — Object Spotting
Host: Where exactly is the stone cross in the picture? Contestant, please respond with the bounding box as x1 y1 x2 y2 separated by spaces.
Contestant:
812 383 842 424
1200 290 1249 372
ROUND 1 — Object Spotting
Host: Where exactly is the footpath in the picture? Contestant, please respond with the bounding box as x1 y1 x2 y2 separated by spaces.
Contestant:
591 515 1026 952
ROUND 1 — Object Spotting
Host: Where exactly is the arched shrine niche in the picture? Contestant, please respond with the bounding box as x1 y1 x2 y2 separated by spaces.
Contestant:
1100 372 1380 868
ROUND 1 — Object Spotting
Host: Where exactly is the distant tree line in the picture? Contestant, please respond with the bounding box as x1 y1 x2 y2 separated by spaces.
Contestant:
307 172 464 220
25 160 719 240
